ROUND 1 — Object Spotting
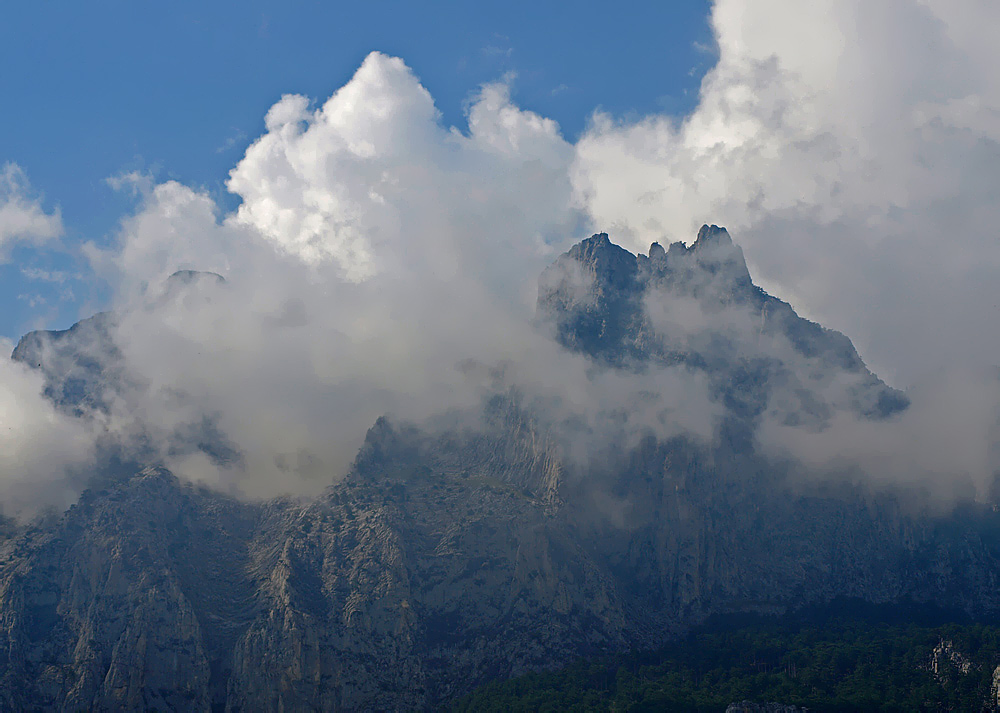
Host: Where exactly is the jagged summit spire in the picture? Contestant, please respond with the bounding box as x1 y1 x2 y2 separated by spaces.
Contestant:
695 224 733 245
560 233 639 296
158 269 228 304
167 269 226 285
685 224 751 289
567 232 617 258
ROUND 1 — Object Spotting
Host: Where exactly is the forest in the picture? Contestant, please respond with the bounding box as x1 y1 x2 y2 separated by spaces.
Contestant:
453 600 1000 712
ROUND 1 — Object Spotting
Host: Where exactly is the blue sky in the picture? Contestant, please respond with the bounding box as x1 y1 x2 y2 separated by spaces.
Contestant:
0 1 713 341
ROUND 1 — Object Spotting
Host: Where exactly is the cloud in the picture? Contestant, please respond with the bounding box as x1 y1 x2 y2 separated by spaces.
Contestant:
21 266 69 283
0 338 96 518
228 53 575 280
62 53 714 503
105 170 155 197
759 367 1000 505
482 33 514 60
215 129 249 154
573 0 1000 386
0 164 62 258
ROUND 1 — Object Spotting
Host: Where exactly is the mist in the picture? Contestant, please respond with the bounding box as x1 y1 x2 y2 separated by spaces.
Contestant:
0 341 95 517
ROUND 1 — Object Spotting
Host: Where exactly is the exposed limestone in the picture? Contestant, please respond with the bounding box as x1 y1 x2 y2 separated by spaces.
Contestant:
928 638 978 678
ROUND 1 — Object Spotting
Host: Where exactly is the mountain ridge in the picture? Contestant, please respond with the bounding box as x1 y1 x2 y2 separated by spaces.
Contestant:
0 227 996 710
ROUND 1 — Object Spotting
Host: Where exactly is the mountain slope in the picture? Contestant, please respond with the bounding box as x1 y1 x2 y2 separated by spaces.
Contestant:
1 228 998 710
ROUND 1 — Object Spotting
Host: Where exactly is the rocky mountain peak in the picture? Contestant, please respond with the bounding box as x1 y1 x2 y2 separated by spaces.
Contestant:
696 223 733 245
689 224 743 273
536 226 759 364
652 223 753 294
562 232 638 292
538 226 906 421
166 269 226 285
157 269 227 305
536 233 643 364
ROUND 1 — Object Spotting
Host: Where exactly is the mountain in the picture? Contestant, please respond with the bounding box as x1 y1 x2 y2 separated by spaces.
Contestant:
2 229 999 710
537 225 907 423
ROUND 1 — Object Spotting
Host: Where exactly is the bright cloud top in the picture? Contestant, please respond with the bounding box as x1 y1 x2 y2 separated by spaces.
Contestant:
227 52 577 282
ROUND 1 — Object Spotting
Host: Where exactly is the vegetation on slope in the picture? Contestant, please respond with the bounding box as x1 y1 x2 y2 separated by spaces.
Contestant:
452 600 1000 712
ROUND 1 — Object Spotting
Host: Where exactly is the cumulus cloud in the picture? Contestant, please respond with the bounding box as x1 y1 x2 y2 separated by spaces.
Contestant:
0 164 62 258
574 0 1000 386
64 53 714 502
227 53 577 282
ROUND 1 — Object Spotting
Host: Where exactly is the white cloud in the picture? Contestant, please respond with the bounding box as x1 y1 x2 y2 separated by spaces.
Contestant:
759 367 1000 504
71 52 716 502
227 52 577 281
0 163 62 258
105 170 155 197
573 0 1000 385
0 339 95 518
21 266 68 283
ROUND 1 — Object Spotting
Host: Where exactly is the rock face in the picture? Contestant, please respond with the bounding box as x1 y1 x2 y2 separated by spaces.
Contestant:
929 638 978 678
2 228 1000 710
0 415 627 711
11 311 120 416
